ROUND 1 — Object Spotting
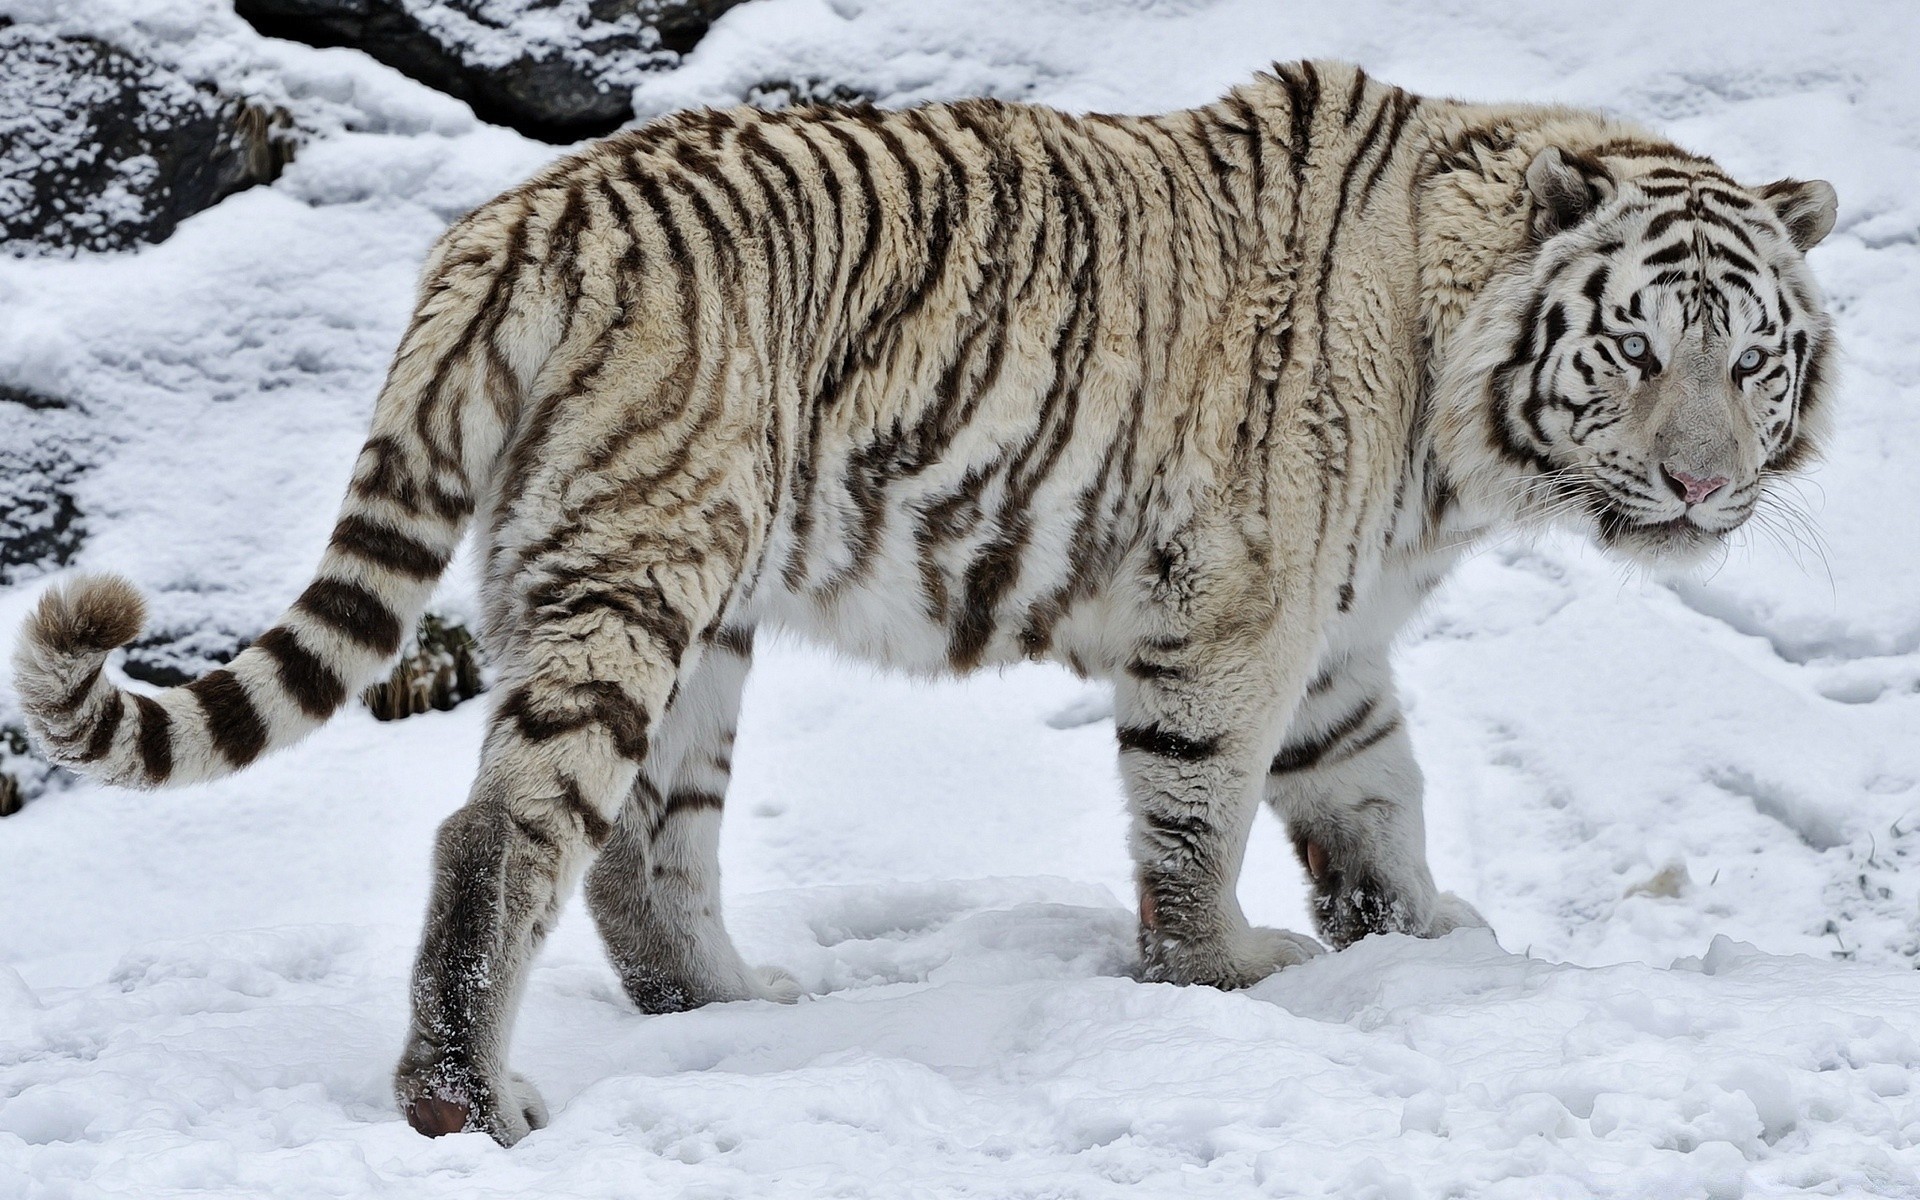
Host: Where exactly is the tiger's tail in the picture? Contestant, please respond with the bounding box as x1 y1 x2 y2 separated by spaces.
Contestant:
12 198 556 789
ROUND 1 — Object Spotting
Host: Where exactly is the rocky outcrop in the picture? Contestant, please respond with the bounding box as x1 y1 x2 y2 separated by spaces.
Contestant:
0 391 86 586
0 725 39 817
362 614 487 721
0 26 293 257
122 628 248 688
235 0 751 143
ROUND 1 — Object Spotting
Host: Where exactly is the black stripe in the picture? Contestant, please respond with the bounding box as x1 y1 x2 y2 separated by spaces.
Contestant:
1225 94 1265 184
253 626 347 719
822 122 882 304
1643 207 1691 242
1355 89 1416 211
1588 137 1702 162
1539 302 1568 354
711 625 755 657
295 578 403 657
1125 658 1182 683
649 788 725 840
509 811 558 852
1142 805 1214 851
498 681 651 761
1582 264 1610 308
1341 65 1369 124
559 777 612 845
74 692 124 764
1117 724 1220 762
413 213 529 484
1276 60 1320 182
1271 697 1377 775
349 436 471 522
186 669 269 769
526 578 690 664
54 664 103 717
1311 83 1400 604
133 694 173 782
1713 246 1759 277
1332 716 1401 766
1704 216 1759 256
1305 663 1340 696
329 515 448 581
1698 186 1754 211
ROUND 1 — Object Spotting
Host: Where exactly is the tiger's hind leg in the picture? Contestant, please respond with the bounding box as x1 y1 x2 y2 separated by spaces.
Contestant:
393 623 653 1146
585 626 801 1013
1264 648 1488 949
394 502 761 1143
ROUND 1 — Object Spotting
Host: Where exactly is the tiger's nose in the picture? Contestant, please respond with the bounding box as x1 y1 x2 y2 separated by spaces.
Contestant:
1661 464 1729 507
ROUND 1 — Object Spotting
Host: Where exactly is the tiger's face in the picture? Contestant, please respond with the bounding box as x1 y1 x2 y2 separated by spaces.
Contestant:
1442 146 1839 567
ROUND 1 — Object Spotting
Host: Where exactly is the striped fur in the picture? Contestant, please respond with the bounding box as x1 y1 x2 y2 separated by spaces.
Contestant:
10 62 1838 1144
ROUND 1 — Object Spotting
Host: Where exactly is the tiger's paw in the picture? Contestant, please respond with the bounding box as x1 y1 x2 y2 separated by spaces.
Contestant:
1422 891 1492 940
396 1063 547 1146
751 964 804 1003
1140 924 1325 990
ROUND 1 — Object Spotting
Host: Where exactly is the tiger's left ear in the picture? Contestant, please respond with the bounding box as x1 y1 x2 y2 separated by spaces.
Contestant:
1525 147 1615 242
1758 178 1838 252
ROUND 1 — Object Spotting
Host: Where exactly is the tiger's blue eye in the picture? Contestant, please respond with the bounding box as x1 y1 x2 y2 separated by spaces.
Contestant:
1619 333 1650 363
1737 347 1764 373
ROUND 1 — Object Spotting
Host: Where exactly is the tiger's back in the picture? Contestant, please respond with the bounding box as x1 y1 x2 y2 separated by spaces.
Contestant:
490 67 1440 680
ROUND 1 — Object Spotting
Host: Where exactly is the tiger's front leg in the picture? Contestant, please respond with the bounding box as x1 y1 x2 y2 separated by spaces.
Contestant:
1265 646 1488 948
1119 630 1326 989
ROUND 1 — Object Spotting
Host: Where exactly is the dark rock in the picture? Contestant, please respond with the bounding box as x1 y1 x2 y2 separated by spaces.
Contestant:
743 77 876 110
0 725 37 817
362 613 486 721
0 401 87 586
236 0 752 144
0 26 294 257
0 383 70 411
123 627 248 688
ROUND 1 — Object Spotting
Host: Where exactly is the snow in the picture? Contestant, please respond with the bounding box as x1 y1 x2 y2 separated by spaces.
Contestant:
3 0 1920 1194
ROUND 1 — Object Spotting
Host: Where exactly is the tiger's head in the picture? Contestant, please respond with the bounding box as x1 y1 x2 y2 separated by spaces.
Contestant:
1437 143 1839 567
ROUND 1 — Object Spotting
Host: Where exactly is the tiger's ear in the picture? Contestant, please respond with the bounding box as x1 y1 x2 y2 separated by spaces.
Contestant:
1525 147 1614 242
1758 178 1838 252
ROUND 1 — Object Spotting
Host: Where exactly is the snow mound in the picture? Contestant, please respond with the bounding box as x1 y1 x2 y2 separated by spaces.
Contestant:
5 915 1920 1196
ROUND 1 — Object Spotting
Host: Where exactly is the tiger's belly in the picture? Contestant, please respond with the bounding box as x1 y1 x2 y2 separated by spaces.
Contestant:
747 469 1139 679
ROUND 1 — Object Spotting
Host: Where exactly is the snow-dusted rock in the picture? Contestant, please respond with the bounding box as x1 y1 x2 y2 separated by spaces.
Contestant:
0 25 290 256
0 393 84 586
234 0 749 141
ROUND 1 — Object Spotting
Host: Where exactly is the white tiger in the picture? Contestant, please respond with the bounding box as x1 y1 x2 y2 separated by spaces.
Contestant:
13 61 1838 1144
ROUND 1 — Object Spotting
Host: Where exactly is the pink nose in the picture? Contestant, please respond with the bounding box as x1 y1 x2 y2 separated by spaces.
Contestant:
1661 464 1729 507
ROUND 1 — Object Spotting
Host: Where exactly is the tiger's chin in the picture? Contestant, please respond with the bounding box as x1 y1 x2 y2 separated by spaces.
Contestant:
1591 507 1730 570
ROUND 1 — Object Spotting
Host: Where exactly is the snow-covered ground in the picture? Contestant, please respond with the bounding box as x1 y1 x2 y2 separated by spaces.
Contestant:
4 0 1920 1194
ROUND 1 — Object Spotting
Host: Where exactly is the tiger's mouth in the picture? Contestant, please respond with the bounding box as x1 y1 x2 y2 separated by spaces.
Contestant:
1590 498 1727 563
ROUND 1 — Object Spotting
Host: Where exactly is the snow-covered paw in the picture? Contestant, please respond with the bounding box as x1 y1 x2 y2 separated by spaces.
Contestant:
509 1071 550 1133
1237 925 1327 977
752 964 804 1003
1423 891 1491 939
396 1066 547 1146
1140 925 1325 989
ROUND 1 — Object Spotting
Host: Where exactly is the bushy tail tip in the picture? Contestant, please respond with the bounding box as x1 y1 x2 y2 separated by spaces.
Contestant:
12 574 151 785
21 573 147 660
